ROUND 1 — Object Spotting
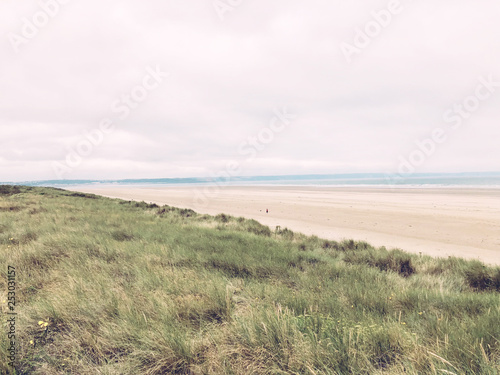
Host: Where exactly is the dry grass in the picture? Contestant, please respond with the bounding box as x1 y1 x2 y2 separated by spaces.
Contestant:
0 186 499 374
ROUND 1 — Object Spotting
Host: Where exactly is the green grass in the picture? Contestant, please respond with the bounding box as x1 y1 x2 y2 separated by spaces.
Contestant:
0 185 499 374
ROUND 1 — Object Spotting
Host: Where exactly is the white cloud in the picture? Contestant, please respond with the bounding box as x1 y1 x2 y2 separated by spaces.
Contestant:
1 0 499 181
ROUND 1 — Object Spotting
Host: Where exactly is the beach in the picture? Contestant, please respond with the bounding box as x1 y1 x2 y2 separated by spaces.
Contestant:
70 186 500 265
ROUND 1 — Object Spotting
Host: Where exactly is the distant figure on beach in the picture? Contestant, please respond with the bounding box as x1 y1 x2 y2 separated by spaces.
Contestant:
266 209 268 213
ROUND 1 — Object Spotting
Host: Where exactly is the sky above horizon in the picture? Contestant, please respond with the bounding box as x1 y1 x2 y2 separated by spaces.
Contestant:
1 0 500 182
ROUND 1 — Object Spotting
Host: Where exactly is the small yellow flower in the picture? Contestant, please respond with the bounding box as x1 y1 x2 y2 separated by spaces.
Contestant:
38 321 44 325
418 312 423 315
30 340 34 345
401 322 406 325
43 322 49 327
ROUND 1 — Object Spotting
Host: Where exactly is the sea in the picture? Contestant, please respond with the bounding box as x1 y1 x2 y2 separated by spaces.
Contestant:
7 172 500 189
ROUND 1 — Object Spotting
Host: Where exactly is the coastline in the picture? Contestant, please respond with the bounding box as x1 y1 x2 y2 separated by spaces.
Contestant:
69 185 500 266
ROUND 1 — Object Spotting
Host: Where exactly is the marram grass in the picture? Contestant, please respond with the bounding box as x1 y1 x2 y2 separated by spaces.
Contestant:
0 185 499 374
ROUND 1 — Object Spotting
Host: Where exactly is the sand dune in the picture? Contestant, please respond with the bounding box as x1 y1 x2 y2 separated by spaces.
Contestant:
71 186 500 265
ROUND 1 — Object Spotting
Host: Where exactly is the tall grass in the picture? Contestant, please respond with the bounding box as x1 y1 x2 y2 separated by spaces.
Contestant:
0 186 499 374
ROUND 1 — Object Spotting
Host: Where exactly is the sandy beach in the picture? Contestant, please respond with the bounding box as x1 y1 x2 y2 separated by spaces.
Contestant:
71 186 500 265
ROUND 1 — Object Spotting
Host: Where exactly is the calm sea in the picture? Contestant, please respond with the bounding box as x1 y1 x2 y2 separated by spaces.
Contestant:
10 172 500 189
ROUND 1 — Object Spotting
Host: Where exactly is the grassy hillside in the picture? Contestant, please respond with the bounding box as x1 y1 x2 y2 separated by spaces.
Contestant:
0 185 499 374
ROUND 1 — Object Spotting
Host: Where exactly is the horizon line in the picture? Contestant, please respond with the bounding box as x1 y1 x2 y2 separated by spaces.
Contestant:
3 171 500 185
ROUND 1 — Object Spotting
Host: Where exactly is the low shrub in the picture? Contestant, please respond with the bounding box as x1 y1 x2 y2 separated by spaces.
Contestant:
465 262 500 291
344 249 415 277
0 185 21 195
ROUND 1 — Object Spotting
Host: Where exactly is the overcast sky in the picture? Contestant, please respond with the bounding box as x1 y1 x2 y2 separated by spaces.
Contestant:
1 0 499 182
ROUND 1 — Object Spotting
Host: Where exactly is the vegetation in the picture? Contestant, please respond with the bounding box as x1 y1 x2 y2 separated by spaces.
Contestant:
0 186 499 374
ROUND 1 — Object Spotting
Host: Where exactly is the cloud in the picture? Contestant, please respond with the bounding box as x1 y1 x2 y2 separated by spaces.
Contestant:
1 0 499 181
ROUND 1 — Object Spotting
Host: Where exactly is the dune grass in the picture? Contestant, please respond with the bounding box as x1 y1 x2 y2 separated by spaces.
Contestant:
0 185 499 374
